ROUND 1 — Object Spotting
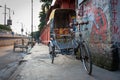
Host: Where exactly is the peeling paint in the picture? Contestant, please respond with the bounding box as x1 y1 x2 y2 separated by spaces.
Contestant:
77 0 119 70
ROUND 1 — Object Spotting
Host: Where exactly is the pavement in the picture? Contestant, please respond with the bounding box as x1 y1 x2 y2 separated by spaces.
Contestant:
9 43 120 80
0 45 28 80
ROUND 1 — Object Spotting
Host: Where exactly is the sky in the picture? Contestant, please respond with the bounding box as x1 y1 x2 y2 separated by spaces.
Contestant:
0 0 42 35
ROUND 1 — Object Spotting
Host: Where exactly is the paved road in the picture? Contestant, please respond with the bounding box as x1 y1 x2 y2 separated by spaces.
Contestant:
0 46 27 80
9 44 120 80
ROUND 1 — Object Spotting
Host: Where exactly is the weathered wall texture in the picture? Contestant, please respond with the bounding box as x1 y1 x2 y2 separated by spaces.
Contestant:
40 26 50 45
110 0 120 70
77 0 119 70
0 39 28 46
111 0 120 42
0 39 15 46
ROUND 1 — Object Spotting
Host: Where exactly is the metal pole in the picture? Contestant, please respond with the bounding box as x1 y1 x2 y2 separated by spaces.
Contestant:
7 8 11 20
21 23 23 36
4 4 6 25
31 0 33 42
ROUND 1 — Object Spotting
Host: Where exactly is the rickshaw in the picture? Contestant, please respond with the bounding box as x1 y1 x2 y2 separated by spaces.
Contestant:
48 9 92 75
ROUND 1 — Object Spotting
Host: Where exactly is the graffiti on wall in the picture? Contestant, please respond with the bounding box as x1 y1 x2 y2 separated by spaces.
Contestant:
111 0 120 42
76 0 112 54
90 7 108 42
77 0 109 43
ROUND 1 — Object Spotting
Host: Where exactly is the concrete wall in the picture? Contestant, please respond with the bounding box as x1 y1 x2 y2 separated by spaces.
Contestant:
40 25 50 45
111 0 120 42
110 0 120 70
0 39 16 46
0 38 29 47
77 0 119 70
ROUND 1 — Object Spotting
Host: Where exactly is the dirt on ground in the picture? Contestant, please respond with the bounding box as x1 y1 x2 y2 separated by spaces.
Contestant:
0 45 27 80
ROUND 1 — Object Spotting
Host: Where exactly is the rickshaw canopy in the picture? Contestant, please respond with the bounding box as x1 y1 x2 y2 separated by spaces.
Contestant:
48 9 76 24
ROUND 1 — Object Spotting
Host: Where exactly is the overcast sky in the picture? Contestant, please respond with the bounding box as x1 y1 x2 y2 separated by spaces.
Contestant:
0 0 42 34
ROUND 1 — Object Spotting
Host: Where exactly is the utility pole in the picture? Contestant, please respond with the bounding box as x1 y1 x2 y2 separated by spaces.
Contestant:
21 23 24 36
7 8 13 26
7 8 11 19
4 4 6 25
31 0 33 42
0 4 13 26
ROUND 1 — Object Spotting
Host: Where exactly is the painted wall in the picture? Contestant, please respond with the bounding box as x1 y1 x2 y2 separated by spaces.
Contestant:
110 0 120 69
59 0 75 9
77 0 110 43
77 0 119 70
111 0 120 42
40 25 50 45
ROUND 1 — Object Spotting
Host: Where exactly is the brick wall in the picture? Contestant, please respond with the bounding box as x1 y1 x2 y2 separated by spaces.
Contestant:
77 0 120 70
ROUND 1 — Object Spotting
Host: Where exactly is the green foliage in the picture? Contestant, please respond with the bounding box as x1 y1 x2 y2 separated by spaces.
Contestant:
0 24 12 31
40 0 52 3
38 0 52 34
31 31 40 40
38 11 46 33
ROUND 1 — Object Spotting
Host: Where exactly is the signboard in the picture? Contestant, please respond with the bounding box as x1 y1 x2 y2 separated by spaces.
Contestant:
7 19 12 25
21 28 24 32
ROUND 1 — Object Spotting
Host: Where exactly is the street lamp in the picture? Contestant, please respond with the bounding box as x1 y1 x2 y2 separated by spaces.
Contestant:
31 0 35 47
0 5 7 25
20 23 24 36
6 7 14 25
0 4 14 25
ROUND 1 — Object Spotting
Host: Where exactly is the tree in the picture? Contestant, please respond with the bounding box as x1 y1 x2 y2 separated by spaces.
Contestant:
0 24 12 31
38 0 52 34
31 31 40 41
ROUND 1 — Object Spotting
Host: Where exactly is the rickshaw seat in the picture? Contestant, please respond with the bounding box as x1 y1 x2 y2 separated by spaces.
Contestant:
54 28 71 39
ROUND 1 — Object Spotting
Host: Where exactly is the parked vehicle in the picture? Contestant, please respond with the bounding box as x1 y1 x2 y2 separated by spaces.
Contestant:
48 9 92 75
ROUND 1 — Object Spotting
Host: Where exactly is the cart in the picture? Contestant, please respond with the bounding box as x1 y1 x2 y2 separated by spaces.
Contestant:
48 9 77 63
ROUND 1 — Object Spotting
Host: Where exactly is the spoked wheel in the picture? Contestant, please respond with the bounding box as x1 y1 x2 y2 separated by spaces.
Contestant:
49 43 55 64
80 43 92 75
51 50 55 64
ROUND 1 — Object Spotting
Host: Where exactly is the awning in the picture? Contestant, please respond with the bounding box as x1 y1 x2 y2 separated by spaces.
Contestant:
51 0 56 6
47 8 76 24
49 9 56 20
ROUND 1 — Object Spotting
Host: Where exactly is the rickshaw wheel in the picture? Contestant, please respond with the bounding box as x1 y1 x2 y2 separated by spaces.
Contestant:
48 43 55 64
51 46 55 64
80 44 92 75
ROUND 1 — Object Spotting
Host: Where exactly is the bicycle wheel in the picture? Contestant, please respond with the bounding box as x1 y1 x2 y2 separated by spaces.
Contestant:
51 49 55 64
80 43 92 75
48 44 55 64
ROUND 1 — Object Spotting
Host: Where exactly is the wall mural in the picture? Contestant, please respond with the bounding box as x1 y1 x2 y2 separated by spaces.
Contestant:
77 0 111 53
111 0 120 42
78 0 120 43
81 0 109 43
90 7 108 43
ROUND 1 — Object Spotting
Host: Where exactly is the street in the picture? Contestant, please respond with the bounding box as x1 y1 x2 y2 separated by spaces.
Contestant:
0 45 27 80
8 44 120 80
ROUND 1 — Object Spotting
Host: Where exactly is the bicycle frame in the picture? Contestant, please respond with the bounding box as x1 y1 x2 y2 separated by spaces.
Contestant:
75 21 92 75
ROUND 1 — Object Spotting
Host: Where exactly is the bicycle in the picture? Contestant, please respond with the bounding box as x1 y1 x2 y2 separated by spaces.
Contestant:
75 21 92 75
